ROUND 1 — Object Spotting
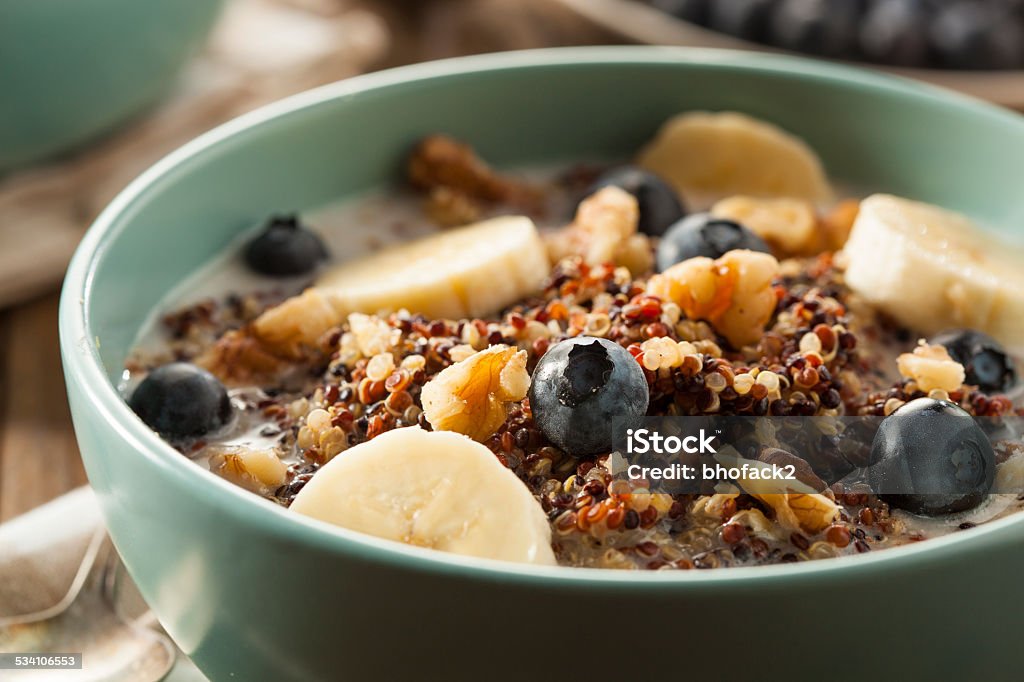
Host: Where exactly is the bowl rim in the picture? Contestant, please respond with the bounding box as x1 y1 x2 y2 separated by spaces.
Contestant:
60 45 1024 588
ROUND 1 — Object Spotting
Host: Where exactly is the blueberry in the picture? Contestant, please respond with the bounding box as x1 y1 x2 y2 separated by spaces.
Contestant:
528 337 649 457
859 0 931 67
769 0 864 58
929 329 1017 393
656 213 770 271
129 363 232 438
244 215 329 277
707 0 775 42
587 167 686 237
929 2 1024 70
867 398 995 515
651 0 710 24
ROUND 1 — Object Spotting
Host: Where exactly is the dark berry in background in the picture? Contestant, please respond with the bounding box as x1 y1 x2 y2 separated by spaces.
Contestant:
929 1 1024 70
768 0 864 58
708 0 776 41
244 214 329 277
643 0 1024 70
651 0 710 23
859 0 931 67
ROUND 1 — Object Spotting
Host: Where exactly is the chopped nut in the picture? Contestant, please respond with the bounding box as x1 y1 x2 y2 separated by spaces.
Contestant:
995 452 1024 493
616 234 656 277
197 328 290 385
407 134 539 208
210 446 287 492
714 449 838 534
897 342 966 394
711 196 819 256
545 186 654 275
756 492 840 535
420 344 531 441
714 250 780 349
648 257 732 320
197 288 343 384
647 249 779 348
253 288 342 358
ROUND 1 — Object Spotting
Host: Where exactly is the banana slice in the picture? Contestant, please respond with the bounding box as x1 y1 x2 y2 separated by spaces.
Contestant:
315 215 549 320
637 111 833 208
290 427 557 565
843 195 1024 352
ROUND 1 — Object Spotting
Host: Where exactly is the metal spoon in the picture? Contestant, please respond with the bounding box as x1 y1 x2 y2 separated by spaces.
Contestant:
0 530 177 681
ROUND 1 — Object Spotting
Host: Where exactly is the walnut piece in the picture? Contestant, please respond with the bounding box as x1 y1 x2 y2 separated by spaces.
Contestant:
210 446 287 493
755 492 840 535
407 135 540 211
646 249 779 348
197 328 291 386
897 342 966 394
545 186 654 276
198 288 342 385
718 451 839 534
253 288 342 358
420 344 530 441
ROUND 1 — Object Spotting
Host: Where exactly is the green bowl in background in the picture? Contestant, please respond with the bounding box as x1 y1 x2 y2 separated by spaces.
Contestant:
60 48 1024 681
0 0 223 175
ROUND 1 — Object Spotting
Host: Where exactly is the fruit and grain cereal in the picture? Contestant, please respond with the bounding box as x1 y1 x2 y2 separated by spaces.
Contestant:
124 111 1024 570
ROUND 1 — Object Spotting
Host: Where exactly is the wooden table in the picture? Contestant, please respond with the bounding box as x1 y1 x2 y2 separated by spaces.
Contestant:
0 294 87 521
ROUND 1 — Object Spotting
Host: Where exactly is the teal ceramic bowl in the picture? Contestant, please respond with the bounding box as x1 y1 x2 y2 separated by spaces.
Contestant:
60 48 1024 681
0 0 223 175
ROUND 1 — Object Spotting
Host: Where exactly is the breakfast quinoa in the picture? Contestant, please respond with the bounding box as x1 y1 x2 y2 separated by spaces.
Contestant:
124 111 1024 570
